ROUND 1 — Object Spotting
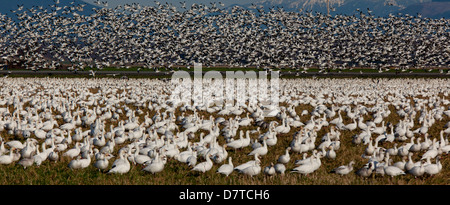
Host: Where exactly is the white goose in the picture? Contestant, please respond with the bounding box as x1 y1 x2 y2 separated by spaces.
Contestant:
277 147 291 164
143 152 165 174
93 152 110 171
107 150 131 174
331 161 355 176
424 156 442 176
234 153 260 172
63 142 81 159
192 153 213 173
384 164 406 177
0 148 16 165
291 156 317 175
344 118 357 131
409 161 425 178
216 157 233 177
238 160 261 177
274 163 286 175
248 138 268 156
264 163 276 176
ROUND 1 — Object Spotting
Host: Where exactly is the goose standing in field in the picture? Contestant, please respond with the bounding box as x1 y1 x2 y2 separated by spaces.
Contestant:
384 164 406 177
291 152 322 175
409 137 422 153
93 152 110 171
421 139 439 160
217 157 233 177
344 118 357 131
226 131 245 150
6 140 25 150
274 163 286 175
238 160 261 177
325 145 337 159
331 161 355 176
424 156 442 176
0 148 17 165
68 156 82 169
63 142 81 159
291 156 317 175
234 153 260 172
107 150 131 174
409 161 425 178
248 138 268 156
277 147 291 164
386 143 398 156
18 154 35 169
68 153 91 169
264 163 276 176
192 153 213 173
356 162 375 177
404 153 417 172
143 152 165 174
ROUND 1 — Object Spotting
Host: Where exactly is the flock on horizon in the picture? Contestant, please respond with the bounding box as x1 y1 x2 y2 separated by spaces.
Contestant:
0 1 449 71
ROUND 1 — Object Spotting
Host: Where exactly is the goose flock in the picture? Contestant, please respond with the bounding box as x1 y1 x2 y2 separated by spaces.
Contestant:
0 77 448 182
0 1 450 72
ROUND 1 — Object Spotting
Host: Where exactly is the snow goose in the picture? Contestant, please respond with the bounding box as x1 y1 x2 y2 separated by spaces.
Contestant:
409 161 425 178
238 160 261 177
344 118 357 131
143 153 165 174
20 139 36 159
192 153 213 173
372 121 386 135
18 156 35 169
132 146 152 165
364 139 376 156
94 152 110 171
424 156 442 176
277 147 291 164
264 163 276 176
421 140 439 160
294 153 309 165
393 157 407 170
186 152 197 167
409 137 422 153
357 117 368 130
212 144 228 164
356 162 375 177
34 143 50 166
331 161 355 176
248 138 268 156
384 165 406 177
68 156 82 169
48 150 59 162
274 163 286 175
5 140 25 150
386 143 398 156
234 153 260 172
397 144 410 157
107 150 131 174
291 156 317 175
404 153 416 172
325 145 337 159
63 142 81 159
226 132 245 150
217 157 233 177
68 153 91 169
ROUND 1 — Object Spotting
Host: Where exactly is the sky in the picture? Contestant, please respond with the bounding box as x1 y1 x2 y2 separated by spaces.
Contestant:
81 0 258 8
